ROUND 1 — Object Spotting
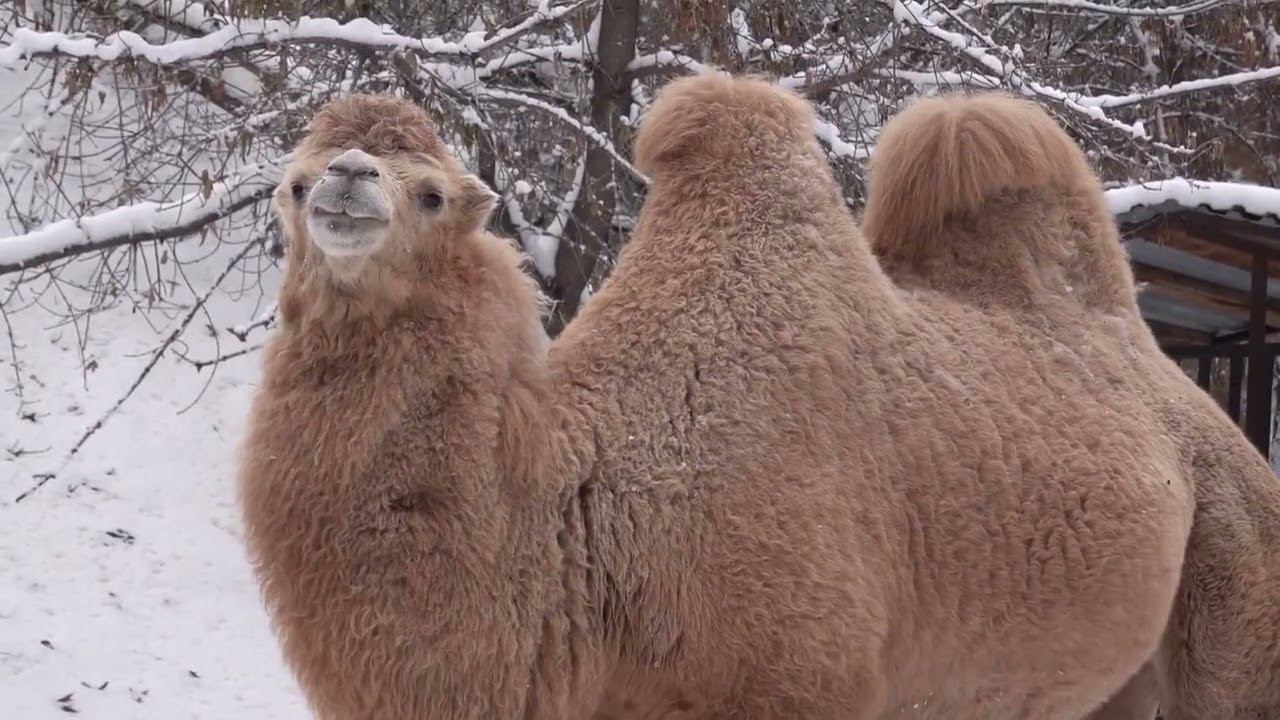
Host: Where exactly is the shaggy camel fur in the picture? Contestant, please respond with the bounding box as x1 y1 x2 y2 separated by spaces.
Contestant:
238 95 581 718
861 93 1280 719
240 82 1280 720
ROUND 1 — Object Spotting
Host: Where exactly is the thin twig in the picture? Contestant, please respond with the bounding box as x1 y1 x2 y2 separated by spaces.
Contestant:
180 342 263 371
0 299 25 411
13 238 261 503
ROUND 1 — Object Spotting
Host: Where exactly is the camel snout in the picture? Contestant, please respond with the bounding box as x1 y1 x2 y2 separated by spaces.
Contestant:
306 152 393 258
325 148 380 180
310 149 391 220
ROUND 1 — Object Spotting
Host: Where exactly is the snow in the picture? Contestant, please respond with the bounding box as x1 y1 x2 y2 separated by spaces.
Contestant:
0 160 282 273
1 245 306 718
879 67 1002 88
1106 177 1280 220
522 156 585 278
0 0 586 67
0 69 304 718
627 49 716 76
729 9 754 61
812 116 870 160
0 93 68 172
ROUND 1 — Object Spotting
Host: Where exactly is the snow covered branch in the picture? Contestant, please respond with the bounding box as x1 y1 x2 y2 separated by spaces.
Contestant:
228 303 278 342
628 49 716 77
0 1 591 67
0 160 282 276
472 87 647 183
1078 65 1280 108
974 0 1227 17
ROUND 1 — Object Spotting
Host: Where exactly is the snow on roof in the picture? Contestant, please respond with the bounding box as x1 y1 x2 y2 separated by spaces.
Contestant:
1106 177 1280 224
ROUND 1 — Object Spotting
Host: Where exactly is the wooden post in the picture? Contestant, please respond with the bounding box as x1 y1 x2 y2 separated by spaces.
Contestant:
1228 353 1244 424
1245 251 1272 457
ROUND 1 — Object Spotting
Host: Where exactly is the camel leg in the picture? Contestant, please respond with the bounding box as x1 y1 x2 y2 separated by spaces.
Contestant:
1086 662 1159 720
1152 436 1280 720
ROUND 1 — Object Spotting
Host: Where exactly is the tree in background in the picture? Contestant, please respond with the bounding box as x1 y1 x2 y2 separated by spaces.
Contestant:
0 0 1277 363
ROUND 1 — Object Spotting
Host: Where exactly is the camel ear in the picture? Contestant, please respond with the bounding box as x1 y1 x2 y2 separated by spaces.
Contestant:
455 174 498 231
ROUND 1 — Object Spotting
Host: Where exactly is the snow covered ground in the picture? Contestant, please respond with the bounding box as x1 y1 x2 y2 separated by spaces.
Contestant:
0 256 308 719
0 91 308 719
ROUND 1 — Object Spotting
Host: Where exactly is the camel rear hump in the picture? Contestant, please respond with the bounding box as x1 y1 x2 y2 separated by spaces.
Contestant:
864 93 1138 314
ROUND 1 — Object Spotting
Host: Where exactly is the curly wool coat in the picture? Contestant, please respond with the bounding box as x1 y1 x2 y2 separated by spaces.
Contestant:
240 81 1280 720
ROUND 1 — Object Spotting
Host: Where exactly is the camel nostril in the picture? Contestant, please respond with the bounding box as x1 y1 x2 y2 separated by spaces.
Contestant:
327 163 378 179
326 149 380 179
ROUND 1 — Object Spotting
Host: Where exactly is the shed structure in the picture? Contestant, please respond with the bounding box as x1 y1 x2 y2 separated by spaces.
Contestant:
1110 179 1280 459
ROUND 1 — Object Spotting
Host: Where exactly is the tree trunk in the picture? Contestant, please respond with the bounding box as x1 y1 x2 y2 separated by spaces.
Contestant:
547 0 640 335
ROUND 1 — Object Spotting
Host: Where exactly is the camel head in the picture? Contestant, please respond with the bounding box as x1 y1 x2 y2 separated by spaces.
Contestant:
274 94 498 302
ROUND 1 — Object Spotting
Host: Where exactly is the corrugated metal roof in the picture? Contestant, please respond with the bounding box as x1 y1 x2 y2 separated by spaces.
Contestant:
1109 179 1280 228
1126 238 1280 300
1136 290 1247 335
1109 180 1280 338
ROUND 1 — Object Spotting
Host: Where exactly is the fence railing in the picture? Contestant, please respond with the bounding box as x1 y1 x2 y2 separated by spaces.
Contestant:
1163 342 1280 458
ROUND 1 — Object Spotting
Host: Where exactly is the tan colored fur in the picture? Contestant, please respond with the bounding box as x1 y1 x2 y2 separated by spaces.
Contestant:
863 93 1136 315
241 83 1280 720
239 95 592 718
862 92 1280 719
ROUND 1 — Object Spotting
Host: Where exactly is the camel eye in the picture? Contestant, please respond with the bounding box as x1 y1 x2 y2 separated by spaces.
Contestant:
420 190 443 212
290 182 307 201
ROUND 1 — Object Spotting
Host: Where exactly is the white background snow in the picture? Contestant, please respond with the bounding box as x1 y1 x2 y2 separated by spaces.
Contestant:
0 78 308 719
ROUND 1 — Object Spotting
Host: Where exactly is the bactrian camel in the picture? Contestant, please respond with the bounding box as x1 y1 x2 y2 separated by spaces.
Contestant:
240 79 1280 719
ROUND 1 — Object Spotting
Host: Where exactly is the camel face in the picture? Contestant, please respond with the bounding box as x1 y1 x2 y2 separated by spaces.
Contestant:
272 94 494 287
278 143 457 270
304 148 393 257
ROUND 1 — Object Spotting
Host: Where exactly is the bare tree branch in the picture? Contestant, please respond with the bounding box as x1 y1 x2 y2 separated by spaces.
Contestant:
0 160 280 276
0 2 592 68
13 235 263 503
974 0 1230 17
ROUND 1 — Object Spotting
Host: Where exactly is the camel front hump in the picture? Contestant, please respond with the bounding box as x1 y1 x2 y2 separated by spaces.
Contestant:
575 332 1197 719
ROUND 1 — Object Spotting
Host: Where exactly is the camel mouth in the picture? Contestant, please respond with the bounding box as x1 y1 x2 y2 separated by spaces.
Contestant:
311 207 389 227
308 183 392 220
307 207 390 257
